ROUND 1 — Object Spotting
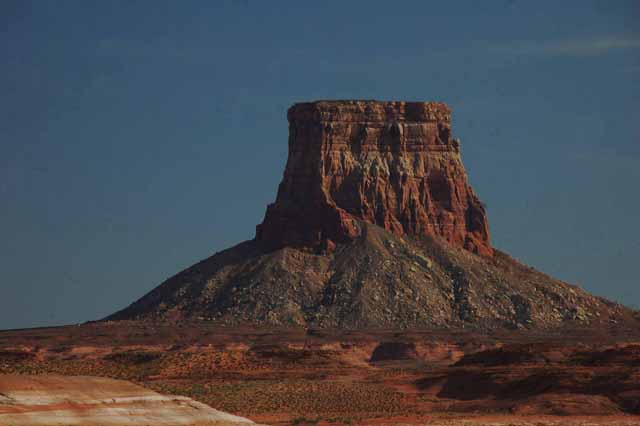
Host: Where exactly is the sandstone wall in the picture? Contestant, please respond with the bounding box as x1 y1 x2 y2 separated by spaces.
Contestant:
256 100 492 256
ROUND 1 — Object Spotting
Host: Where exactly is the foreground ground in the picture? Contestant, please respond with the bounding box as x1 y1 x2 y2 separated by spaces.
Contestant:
0 321 639 425
0 374 259 426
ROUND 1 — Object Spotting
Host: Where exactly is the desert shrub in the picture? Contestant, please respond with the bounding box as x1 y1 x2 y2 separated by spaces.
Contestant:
103 351 161 364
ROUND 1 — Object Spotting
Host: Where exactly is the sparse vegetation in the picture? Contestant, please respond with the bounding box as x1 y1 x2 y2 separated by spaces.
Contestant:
1 322 639 425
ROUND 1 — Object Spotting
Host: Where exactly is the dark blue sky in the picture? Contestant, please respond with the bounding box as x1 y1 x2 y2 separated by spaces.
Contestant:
1 1 638 329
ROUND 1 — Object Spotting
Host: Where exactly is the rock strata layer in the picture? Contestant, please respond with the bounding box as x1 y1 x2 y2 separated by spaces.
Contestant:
256 100 492 256
0 374 259 426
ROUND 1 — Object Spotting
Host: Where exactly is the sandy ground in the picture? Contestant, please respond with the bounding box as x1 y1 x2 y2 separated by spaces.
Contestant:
1 322 639 425
351 416 640 426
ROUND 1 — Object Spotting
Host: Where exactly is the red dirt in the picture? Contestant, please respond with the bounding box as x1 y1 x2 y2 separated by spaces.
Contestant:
0 321 639 425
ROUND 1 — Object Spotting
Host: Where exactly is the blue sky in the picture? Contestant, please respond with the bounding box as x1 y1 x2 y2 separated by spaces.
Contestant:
1 1 638 329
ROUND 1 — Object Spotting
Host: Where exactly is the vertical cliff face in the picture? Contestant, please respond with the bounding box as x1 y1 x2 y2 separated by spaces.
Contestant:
256 100 492 256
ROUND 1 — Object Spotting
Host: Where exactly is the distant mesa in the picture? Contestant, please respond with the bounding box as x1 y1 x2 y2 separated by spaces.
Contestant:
106 100 637 330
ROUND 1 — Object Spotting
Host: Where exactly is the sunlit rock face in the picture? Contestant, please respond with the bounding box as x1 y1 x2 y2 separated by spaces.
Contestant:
256 100 492 256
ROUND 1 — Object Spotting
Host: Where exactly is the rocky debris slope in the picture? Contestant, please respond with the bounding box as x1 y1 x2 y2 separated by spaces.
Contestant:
257 101 492 256
107 222 636 329
0 374 261 426
106 100 638 330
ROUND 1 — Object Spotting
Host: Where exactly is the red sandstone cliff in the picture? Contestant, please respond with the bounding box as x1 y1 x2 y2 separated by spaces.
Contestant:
256 101 492 256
